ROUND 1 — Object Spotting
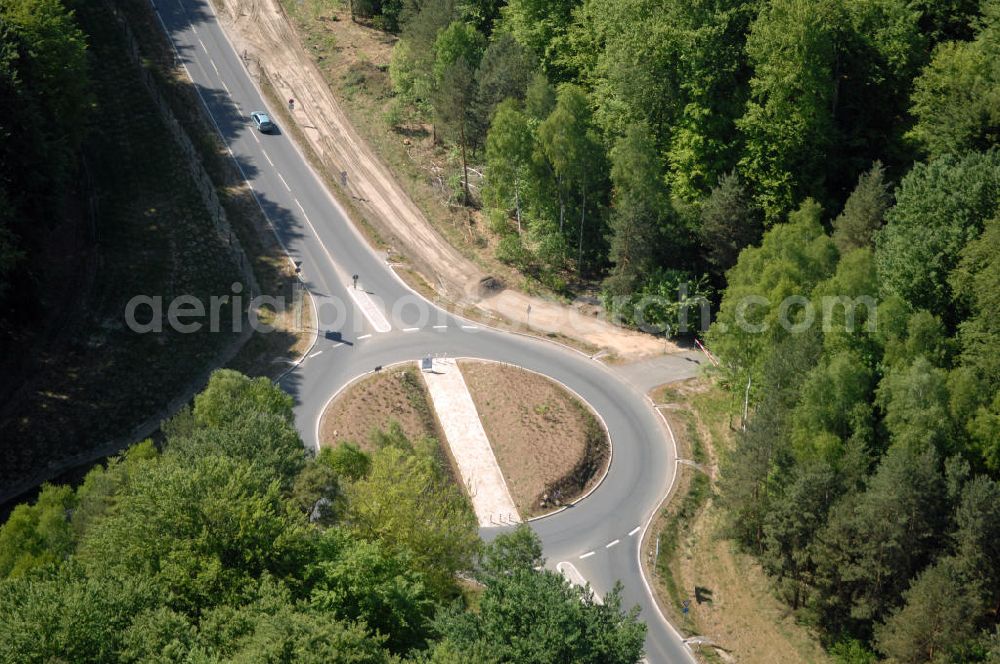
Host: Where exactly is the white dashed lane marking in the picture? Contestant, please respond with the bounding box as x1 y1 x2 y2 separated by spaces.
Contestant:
628 526 641 536
262 150 274 167
277 173 292 192
357 334 372 340
579 551 595 559
606 539 620 548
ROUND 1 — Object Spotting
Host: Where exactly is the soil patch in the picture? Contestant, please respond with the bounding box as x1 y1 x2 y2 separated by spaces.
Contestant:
458 361 609 518
319 365 438 452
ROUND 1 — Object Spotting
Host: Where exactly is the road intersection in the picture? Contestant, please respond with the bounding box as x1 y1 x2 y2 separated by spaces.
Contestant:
153 0 696 659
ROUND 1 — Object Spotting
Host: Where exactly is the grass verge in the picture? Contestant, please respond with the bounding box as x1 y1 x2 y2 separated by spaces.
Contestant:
644 379 830 664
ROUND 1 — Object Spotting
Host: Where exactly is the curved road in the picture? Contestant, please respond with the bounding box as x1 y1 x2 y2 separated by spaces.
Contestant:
152 1 693 660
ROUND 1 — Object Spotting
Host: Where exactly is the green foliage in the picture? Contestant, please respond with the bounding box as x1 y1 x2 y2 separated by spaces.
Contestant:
698 171 762 276
909 0 1000 156
319 443 372 481
0 484 76 579
430 528 646 663
875 151 1000 321
346 444 479 599
875 557 984 663
832 162 892 253
603 123 668 298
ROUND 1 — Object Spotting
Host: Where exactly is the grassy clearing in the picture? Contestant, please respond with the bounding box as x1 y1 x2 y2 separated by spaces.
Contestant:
459 361 608 517
0 1 243 493
645 380 830 664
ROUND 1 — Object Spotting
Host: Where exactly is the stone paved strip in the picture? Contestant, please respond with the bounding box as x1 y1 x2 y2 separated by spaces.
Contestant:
422 359 520 526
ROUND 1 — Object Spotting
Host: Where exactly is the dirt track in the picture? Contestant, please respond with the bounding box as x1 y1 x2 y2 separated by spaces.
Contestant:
212 0 669 359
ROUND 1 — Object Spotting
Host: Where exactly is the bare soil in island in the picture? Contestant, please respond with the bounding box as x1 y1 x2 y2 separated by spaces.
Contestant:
318 365 439 452
458 361 609 518
643 379 830 664
207 0 670 360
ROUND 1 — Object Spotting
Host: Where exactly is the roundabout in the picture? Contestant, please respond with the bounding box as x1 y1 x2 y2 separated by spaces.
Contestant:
155 0 696 659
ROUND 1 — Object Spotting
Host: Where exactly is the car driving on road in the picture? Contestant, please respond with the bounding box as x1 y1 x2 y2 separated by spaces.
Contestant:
250 111 275 133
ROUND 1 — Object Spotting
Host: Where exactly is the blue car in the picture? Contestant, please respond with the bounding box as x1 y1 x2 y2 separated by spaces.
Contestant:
250 111 275 133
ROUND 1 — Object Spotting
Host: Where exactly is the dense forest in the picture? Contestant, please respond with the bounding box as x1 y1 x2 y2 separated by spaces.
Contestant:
353 0 1000 661
0 370 647 662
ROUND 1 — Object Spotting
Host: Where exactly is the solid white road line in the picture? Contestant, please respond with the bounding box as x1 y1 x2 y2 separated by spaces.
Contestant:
629 526 642 536
579 551 595 559
556 561 604 605
277 173 292 191
347 288 392 334
606 539 620 548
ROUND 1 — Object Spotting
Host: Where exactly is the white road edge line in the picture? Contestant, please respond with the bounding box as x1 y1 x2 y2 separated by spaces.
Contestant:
606 539 620 548
579 551 595 559
277 172 292 191
629 526 641 536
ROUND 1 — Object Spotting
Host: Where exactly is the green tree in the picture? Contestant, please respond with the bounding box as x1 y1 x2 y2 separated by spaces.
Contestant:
603 123 667 298
193 369 294 428
78 455 313 613
536 83 606 273
0 483 76 579
698 171 762 277
432 55 479 204
475 32 536 124
832 162 892 253
951 215 1000 386
346 444 479 599
908 1 1000 158
812 444 948 633
499 0 578 77
737 0 844 220
319 443 372 481
483 100 535 234
431 530 645 663
875 151 1000 322
307 528 435 653
875 557 984 664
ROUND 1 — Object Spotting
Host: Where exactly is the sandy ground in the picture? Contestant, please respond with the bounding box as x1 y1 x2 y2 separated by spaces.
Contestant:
423 359 520 527
318 367 437 450
460 360 605 517
647 380 831 664
207 0 668 360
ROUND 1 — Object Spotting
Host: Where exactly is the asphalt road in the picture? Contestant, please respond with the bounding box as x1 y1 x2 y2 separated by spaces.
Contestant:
153 1 695 660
